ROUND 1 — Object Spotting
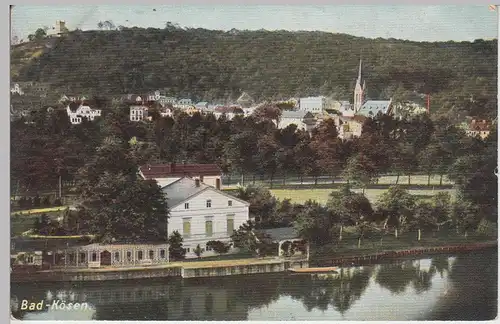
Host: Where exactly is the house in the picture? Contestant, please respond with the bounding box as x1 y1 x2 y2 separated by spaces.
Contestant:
10 83 24 95
130 105 149 122
159 107 173 118
277 110 317 132
185 106 200 116
59 94 88 104
299 96 327 113
236 92 254 108
161 177 250 258
178 98 192 106
356 100 393 118
195 102 209 109
466 119 492 139
66 102 102 125
337 115 367 139
139 163 223 189
159 97 178 106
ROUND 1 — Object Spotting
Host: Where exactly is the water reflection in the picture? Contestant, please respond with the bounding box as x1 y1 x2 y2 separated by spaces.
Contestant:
11 248 496 321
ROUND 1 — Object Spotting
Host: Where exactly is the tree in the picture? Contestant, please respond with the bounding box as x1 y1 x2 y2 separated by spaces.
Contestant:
451 199 481 237
376 185 416 238
168 231 186 261
410 201 437 241
207 240 231 255
232 185 277 225
293 200 335 245
231 220 259 255
309 119 343 183
342 153 377 195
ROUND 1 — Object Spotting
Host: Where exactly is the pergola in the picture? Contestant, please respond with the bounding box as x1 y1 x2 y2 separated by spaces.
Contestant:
256 227 309 260
61 243 170 268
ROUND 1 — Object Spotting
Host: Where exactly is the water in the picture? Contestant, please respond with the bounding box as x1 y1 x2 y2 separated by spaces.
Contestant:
11 248 497 321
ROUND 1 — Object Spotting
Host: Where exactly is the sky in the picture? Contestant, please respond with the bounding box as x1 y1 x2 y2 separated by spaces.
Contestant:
11 5 497 42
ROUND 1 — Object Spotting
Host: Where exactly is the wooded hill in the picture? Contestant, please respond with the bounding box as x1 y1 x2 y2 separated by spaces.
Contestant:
11 26 497 118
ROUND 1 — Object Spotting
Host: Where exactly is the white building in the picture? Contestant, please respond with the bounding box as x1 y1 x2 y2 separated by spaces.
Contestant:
178 98 192 105
299 96 327 113
138 163 223 189
162 177 250 258
66 103 102 125
10 83 24 96
130 105 149 122
277 110 317 132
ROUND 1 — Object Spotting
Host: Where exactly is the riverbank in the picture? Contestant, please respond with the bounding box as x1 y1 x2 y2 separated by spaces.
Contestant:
311 241 497 267
11 256 309 283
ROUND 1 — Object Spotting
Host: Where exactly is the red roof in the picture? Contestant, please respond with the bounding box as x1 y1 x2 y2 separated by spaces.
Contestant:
139 163 222 179
469 120 491 132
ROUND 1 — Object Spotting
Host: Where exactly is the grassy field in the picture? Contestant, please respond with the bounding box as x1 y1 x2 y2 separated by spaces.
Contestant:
270 188 456 205
10 210 65 237
311 226 496 261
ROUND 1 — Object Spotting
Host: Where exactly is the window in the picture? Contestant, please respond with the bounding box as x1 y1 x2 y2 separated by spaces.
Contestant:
184 203 189 209
206 200 212 208
227 215 235 235
114 252 120 261
160 249 166 259
92 252 97 262
138 251 143 260
205 220 213 237
149 250 154 260
80 252 86 262
27 255 34 264
186 248 190 253
127 251 132 261
206 244 212 252
228 200 233 207
183 220 191 237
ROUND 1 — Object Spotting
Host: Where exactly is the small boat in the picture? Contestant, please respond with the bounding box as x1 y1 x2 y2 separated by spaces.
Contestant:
288 266 338 274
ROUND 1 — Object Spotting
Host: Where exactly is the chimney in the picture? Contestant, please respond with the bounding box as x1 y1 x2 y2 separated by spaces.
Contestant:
195 179 200 187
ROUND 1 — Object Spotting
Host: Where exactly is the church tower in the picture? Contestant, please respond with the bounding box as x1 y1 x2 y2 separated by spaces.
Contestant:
353 58 365 112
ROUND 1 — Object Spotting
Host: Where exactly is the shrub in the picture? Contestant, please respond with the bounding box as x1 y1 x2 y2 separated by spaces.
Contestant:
207 240 231 255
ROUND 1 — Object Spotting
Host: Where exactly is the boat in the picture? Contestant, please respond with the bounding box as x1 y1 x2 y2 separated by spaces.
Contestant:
288 266 338 274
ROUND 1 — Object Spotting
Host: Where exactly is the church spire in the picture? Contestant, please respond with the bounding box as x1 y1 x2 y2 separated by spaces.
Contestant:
358 58 362 83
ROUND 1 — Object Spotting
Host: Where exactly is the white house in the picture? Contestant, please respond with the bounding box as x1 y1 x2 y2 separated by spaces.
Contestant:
159 107 173 118
10 83 24 95
139 163 223 189
299 96 327 113
66 102 102 125
277 110 317 132
178 98 192 105
162 177 250 258
130 105 149 122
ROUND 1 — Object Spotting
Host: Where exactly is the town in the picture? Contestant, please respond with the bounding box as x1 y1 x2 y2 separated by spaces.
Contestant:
10 8 498 322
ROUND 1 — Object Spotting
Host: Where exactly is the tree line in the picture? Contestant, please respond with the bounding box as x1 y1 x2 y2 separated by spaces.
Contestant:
12 25 497 121
11 101 497 216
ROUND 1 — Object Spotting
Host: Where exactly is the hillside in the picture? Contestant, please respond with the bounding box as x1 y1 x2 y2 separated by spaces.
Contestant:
10 26 498 118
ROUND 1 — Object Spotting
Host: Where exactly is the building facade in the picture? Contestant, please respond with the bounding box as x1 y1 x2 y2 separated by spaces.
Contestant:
162 177 250 258
299 96 327 113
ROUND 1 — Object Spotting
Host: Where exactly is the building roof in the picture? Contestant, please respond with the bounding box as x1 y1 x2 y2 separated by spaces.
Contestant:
255 227 301 242
68 102 80 112
356 100 392 117
161 177 211 208
281 110 308 119
139 163 222 179
161 177 250 208
469 119 491 132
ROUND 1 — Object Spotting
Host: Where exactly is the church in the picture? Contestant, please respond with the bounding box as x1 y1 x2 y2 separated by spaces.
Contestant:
352 59 393 118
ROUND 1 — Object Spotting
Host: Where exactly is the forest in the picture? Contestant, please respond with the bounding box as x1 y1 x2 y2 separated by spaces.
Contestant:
11 25 497 119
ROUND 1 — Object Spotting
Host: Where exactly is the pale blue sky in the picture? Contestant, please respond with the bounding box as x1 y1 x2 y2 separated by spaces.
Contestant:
11 5 497 42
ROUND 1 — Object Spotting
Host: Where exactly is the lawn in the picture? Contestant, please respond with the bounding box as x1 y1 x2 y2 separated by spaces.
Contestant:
311 226 496 261
270 188 456 205
10 210 64 237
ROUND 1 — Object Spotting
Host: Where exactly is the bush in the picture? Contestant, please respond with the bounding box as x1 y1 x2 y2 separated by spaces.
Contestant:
194 244 203 259
33 195 41 208
42 196 51 207
207 240 231 255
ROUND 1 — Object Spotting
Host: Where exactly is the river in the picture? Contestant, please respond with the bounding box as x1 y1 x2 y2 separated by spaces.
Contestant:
10 247 497 321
